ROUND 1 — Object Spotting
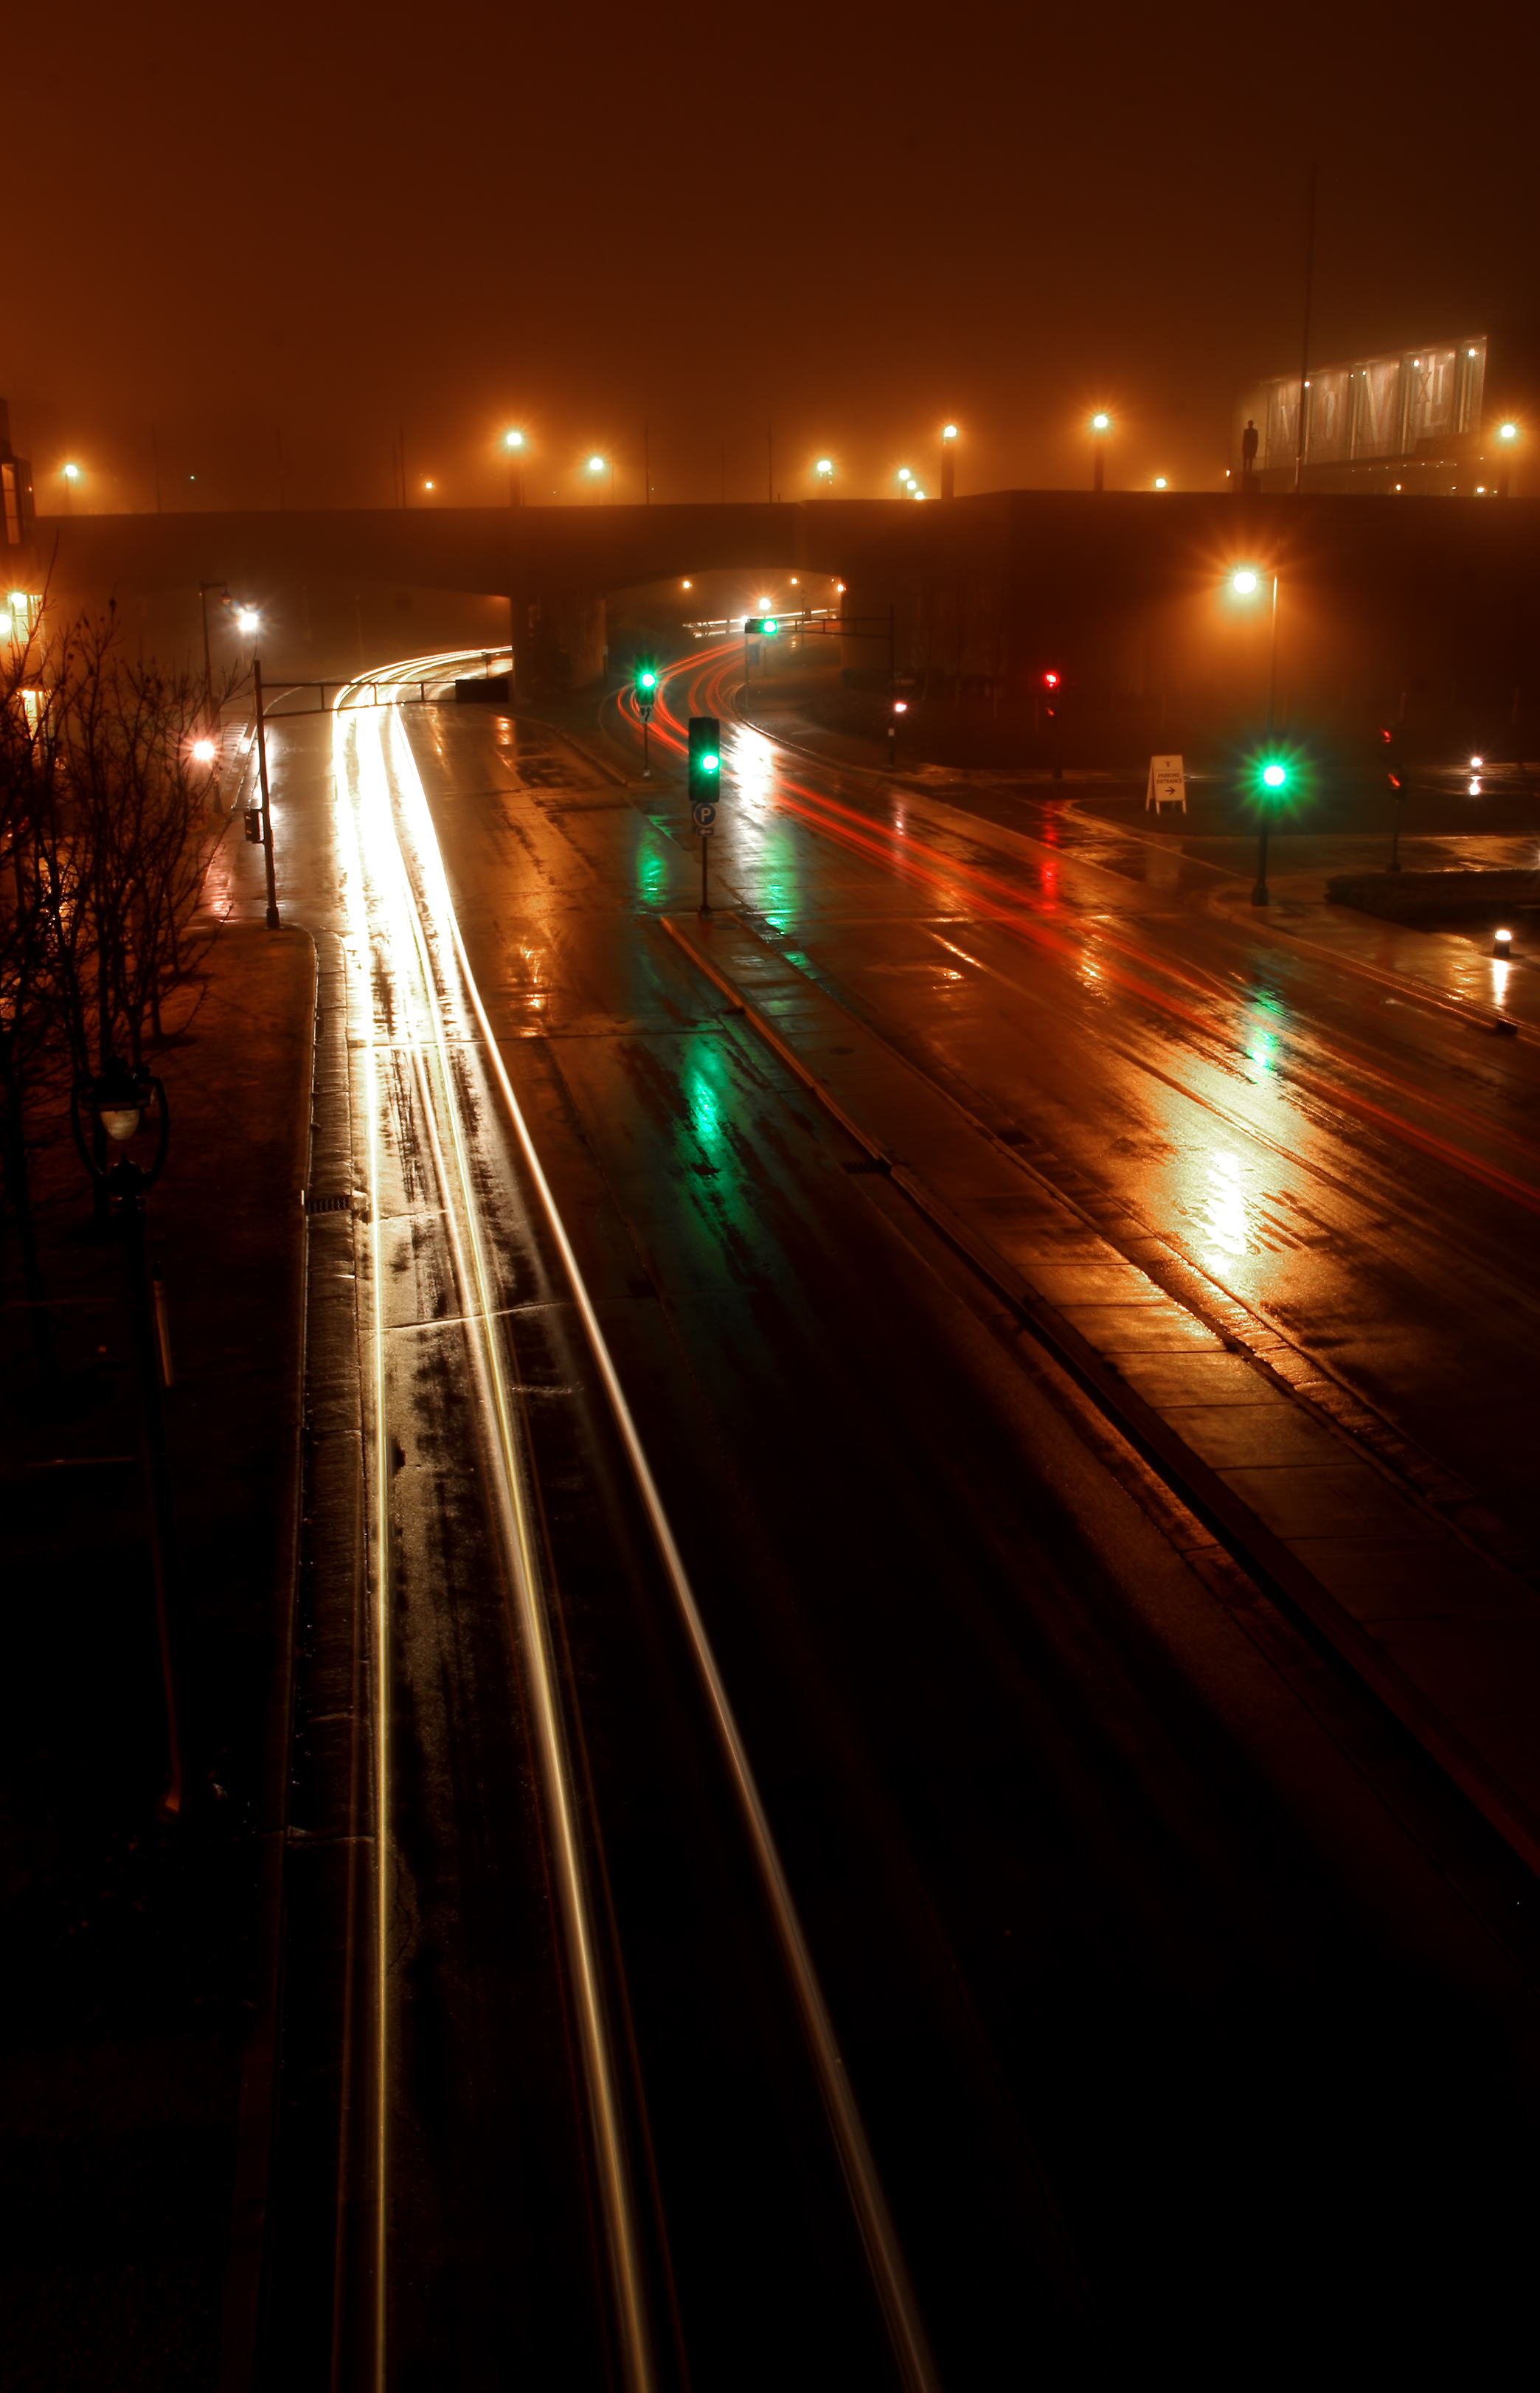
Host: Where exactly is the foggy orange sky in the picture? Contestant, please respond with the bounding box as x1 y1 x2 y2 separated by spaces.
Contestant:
8 0 1536 513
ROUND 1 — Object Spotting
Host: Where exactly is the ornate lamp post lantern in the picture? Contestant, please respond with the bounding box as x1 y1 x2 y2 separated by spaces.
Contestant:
71 1055 186 1822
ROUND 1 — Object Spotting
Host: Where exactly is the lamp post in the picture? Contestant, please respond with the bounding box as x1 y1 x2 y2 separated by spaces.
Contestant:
1090 413 1111 491
63 462 81 514
588 452 613 502
70 1056 186 1823
1496 421 1519 499
941 423 957 501
505 428 524 507
816 458 834 493
1230 567 1284 904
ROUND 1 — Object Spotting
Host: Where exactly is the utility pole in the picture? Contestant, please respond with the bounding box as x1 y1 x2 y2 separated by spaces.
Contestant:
198 581 227 738
1292 162 1318 496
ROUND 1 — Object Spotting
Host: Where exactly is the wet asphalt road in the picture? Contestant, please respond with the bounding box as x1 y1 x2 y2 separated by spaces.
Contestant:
648 647 1540 1581
260 657 1540 2389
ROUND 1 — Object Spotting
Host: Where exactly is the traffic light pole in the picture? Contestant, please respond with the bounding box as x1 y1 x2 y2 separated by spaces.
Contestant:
700 834 710 918
1252 573 1280 907
252 656 282 929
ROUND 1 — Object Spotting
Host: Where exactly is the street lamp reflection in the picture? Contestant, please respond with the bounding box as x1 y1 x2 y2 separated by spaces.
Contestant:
1201 1152 1249 1261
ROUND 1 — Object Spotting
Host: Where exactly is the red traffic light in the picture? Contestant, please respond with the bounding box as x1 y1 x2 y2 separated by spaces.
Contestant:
1044 670 1060 688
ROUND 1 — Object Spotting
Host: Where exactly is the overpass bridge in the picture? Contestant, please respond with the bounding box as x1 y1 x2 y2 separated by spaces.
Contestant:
17 491 1539 735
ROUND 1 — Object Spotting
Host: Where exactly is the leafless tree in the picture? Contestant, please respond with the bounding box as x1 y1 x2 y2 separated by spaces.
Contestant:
0 598 240 1374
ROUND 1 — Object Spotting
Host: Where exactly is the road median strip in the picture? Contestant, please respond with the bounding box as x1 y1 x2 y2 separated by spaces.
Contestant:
660 907 1540 1882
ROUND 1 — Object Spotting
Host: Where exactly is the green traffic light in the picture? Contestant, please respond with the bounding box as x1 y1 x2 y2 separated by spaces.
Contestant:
701 753 720 773
639 671 656 690
1262 761 1286 790
763 617 778 635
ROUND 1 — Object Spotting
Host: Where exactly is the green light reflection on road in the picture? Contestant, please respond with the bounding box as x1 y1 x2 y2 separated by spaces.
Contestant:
636 838 670 909
679 1037 746 1223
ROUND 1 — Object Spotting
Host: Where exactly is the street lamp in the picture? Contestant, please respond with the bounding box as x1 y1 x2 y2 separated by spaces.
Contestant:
62 461 82 514
816 458 834 490
588 452 614 501
70 1054 186 1823
504 427 525 507
1496 420 1519 498
1090 413 1111 493
1229 564 1285 904
941 423 957 501
235 607 260 637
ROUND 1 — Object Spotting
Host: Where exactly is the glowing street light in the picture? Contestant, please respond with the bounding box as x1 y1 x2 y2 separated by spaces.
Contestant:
816 458 834 491
587 451 615 500
1496 420 1519 497
504 428 525 508
235 608 260 636
1232 569 1258 595
1089 412 1111 492
192 737 217 764
1154 476 1168 490
588 454 606 473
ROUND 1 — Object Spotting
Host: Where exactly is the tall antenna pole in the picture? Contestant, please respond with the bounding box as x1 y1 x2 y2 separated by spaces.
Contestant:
1293 162 1319 496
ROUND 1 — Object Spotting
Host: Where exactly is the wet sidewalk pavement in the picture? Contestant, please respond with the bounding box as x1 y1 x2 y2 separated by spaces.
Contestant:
662 904 1540 1885
1203 873 1540 1036
0 897 315 2390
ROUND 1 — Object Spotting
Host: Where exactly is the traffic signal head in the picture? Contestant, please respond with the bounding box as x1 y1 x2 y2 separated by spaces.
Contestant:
1044 670 1060 689
743 617 780 637
1261 761 1287 792
634 661 659 701
688 716 721 799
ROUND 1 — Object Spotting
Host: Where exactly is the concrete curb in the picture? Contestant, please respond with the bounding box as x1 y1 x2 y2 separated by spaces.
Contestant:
1204 881 1530 1042
659 908 1540 1885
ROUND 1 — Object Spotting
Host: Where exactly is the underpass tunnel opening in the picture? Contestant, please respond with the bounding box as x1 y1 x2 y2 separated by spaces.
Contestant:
594 567 851 693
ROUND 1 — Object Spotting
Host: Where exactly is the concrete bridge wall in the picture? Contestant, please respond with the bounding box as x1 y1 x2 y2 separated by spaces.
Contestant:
17 492 1539 733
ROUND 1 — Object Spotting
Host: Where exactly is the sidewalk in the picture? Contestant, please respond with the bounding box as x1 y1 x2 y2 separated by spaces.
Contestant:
1206 873 1540 1038
661 908 1540 1882
0 914 314 2390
